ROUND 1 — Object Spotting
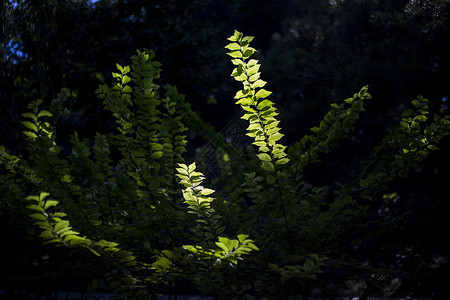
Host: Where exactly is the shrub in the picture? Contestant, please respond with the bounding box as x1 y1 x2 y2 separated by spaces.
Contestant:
1 31 449 299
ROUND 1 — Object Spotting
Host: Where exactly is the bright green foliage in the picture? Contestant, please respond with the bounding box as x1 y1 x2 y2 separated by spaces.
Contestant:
223 31 450 298
0 48 258 298
227 30 289 172
183 234 258 266
24 190 148 298
176 163 258 265
177 163 217 222
177 162 222 246
1 32 450 298
25 192 135 259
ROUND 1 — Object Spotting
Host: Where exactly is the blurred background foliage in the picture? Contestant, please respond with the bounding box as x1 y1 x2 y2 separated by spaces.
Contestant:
2 0 449 152
1 0 450 297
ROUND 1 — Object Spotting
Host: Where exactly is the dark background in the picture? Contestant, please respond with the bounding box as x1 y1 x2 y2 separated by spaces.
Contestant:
1 0 450 152
1 0 450 297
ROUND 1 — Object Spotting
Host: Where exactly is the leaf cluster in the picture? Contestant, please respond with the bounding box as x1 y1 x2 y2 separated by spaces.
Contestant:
1 31 450 299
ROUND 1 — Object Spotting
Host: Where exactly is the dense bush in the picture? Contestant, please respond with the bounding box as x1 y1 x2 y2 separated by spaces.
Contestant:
1 31 450 299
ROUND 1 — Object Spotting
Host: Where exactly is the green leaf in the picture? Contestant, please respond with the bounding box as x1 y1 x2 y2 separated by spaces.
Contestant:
22 112 37 121
252 79 267 89
176 167 189 176
227 51 243 58
248 73 260 82
255 89 272 100
84 245 101 257
23 131 38 139
39 192 50 201
25 195 40 202
54 220 70 232
123 122 132 130
58 226 72 237
200 188 215 196
247 243 259 251
257 99 273 110
44 200 59 210
428 144 439 150
182 190 195 202
151 143 164 151
415 115 427 122
231 68 242 78
253 141 267 147
237 234 249 244
234 247 250 255
242 36 254 44
119 255 135 263
151 151 163 159
247 59 258 67
231 59 244 65
247 122 261 131
265 120 280 130
344 97 353 104
233 30 243 41
30 213 46 221
216 226 226 235
37 110 53 118
269 132 284 143
60 230 79 238
42 238 61 245
21 121 38 133
188 162 196 173
215 242 229 253
261 161 275 172
234 89 250 99
235 74 247 82
218 237 234 251
39 230 55 239
257 153 272 162
247 64 261 77
27 205 44 213
276 158 289 165
243 48 256 58
266 174 276 184
236 98 253 105
122 85 132 93
225 43 240 51
66 235 87 246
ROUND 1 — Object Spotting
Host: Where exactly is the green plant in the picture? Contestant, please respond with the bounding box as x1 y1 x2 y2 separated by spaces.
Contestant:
1 31 449 299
